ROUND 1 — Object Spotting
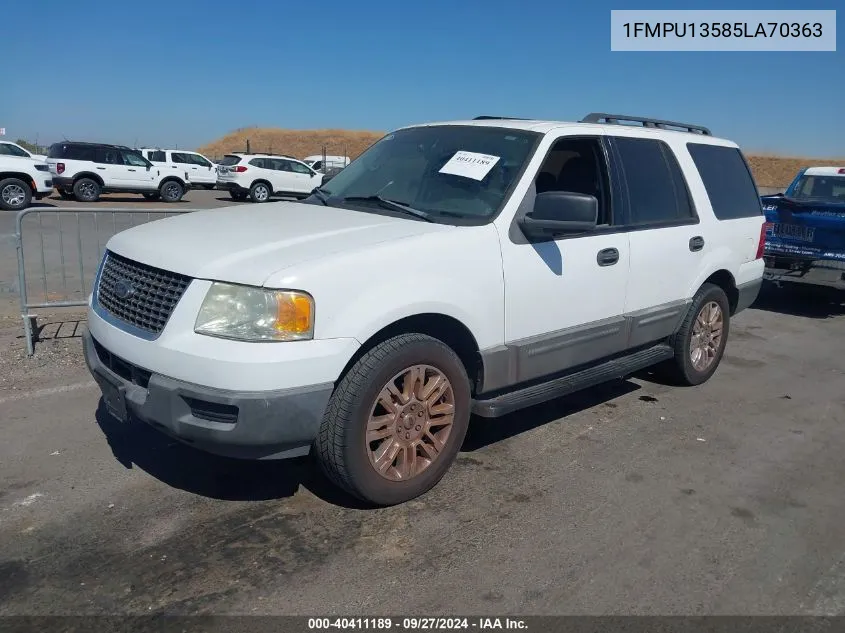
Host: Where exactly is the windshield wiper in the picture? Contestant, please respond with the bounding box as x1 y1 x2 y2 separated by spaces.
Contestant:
341 196 435 223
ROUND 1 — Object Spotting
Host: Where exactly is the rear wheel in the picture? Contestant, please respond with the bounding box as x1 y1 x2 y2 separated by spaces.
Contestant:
73 177 100 202
249 182 271 203
0 178 32 211
661 283 730 386
315 333 471 506
159 180 184 203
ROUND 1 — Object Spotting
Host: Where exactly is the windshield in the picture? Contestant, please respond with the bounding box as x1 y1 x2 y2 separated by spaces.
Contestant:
789 174 845 204
220 155 242 166
319 125 540 223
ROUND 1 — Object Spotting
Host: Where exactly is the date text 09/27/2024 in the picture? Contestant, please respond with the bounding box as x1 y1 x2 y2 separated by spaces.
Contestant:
622 22 823 39
307 618 528 630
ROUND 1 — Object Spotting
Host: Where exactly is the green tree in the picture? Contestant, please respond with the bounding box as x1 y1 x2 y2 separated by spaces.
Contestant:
15 139 39 153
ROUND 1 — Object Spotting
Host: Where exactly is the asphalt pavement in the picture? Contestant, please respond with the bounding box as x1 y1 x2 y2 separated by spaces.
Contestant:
1 282 844 615
2 186 845 616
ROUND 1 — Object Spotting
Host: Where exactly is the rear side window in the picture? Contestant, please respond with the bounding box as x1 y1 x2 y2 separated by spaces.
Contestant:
687 143 762 220
249 158 267 168
614 137 695 225
171 152 189 164
220 155 242 166
147 150 166 162
49 143 95 161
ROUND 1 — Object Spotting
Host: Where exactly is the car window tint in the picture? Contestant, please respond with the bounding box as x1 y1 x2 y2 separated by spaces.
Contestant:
687 143 762 219
615 137 694 225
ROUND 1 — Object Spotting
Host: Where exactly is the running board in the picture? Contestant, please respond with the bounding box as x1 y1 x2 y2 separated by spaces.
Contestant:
471 343 674 418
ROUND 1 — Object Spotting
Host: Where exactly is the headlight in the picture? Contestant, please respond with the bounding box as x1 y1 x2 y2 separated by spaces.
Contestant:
194 282 314 341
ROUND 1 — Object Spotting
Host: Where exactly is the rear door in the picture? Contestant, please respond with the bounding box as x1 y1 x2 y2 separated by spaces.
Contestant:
611 135 705 317
761 173 845 263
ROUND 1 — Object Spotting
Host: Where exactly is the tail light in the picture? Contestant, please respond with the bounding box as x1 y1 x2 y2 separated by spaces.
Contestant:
756 221 771 259
233 166 248 173
57 163 65 174
838 168 845 174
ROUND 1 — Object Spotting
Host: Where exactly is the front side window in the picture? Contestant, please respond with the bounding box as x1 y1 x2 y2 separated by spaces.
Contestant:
122 150 150 167
95 148 122 165
188 153 211 167
0 143 30 157
290 161 312 174
320 125 540 223
614 137 695 225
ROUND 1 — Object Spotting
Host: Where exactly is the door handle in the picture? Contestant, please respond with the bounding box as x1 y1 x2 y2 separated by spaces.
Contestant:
597 247 619 266
127 168 136 172
96 167 106 170
689 236 705 252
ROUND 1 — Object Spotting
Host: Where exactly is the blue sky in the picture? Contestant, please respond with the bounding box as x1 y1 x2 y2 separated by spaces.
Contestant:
4 0 843 156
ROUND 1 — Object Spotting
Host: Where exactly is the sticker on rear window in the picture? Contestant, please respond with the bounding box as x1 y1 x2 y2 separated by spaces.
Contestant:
438 151 500 181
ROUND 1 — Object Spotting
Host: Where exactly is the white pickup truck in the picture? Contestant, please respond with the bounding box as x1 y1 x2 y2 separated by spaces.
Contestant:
83 114 765 506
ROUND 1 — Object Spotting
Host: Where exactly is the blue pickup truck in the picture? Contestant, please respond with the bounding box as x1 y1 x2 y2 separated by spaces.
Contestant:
762 166 845 289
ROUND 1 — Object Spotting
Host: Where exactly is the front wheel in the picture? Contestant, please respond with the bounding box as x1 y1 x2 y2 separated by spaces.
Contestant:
0 178 32 211
159 180 184 203
662 283 731 386
315 333 471 506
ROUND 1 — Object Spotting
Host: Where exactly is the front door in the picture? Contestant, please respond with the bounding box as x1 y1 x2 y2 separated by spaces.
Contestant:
497 135 630 385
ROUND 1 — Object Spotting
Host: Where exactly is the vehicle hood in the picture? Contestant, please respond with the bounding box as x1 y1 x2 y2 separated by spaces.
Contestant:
105 201 451 286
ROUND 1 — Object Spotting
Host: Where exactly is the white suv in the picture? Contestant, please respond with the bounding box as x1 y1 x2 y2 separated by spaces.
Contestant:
83 113 766 506
138 148 218 189
216 153 322 202
0 155 53 210
46 142 191 203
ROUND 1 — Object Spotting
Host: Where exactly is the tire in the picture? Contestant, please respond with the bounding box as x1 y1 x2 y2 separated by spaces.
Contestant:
316 333 471 506
142 192 160 201
0 178 32 211
662 283 731 386
249 181 271 203
159 180 184 203
73 177 100 203
57 189 74 200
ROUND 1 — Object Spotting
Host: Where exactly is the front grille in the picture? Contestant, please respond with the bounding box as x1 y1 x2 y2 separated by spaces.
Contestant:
97 250 192 335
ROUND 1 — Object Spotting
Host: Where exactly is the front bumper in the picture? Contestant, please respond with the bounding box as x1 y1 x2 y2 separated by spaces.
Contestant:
82 329 334 460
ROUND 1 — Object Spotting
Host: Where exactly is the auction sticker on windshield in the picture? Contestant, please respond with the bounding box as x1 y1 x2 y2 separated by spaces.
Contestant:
439 151 500 181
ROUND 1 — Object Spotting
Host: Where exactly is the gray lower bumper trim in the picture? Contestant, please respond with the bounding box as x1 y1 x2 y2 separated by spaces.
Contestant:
735 278 763 314
82 330 333 460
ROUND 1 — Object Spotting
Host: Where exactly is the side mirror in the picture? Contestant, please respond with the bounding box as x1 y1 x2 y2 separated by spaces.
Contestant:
519 191 598 240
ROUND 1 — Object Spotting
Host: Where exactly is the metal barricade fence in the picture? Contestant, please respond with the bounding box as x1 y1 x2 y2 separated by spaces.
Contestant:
14 207 204 356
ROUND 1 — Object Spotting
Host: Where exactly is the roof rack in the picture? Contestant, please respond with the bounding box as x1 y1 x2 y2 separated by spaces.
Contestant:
581 113 711 136
473 115 530 121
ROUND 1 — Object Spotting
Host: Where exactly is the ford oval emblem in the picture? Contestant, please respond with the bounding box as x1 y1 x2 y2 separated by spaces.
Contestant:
113 279 135 300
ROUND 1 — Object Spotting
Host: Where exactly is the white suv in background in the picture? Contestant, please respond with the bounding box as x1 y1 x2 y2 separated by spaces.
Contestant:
83 113 766 506
139 148 218 189
216 153 322 202
0 154 53 210
46 142 191 203
0 141 47 161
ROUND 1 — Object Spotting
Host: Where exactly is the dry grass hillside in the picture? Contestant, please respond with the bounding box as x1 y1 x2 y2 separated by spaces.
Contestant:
198 128 843 188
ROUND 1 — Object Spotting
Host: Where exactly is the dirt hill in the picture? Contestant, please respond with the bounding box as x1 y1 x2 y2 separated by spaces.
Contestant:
198 128 842 188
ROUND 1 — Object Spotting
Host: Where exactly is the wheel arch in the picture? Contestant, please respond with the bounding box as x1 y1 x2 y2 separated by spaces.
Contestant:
336 312 484 395
250 179 273 191
702 269 739 315
159 176 186 187
73 172 105 187
0 173 36 191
